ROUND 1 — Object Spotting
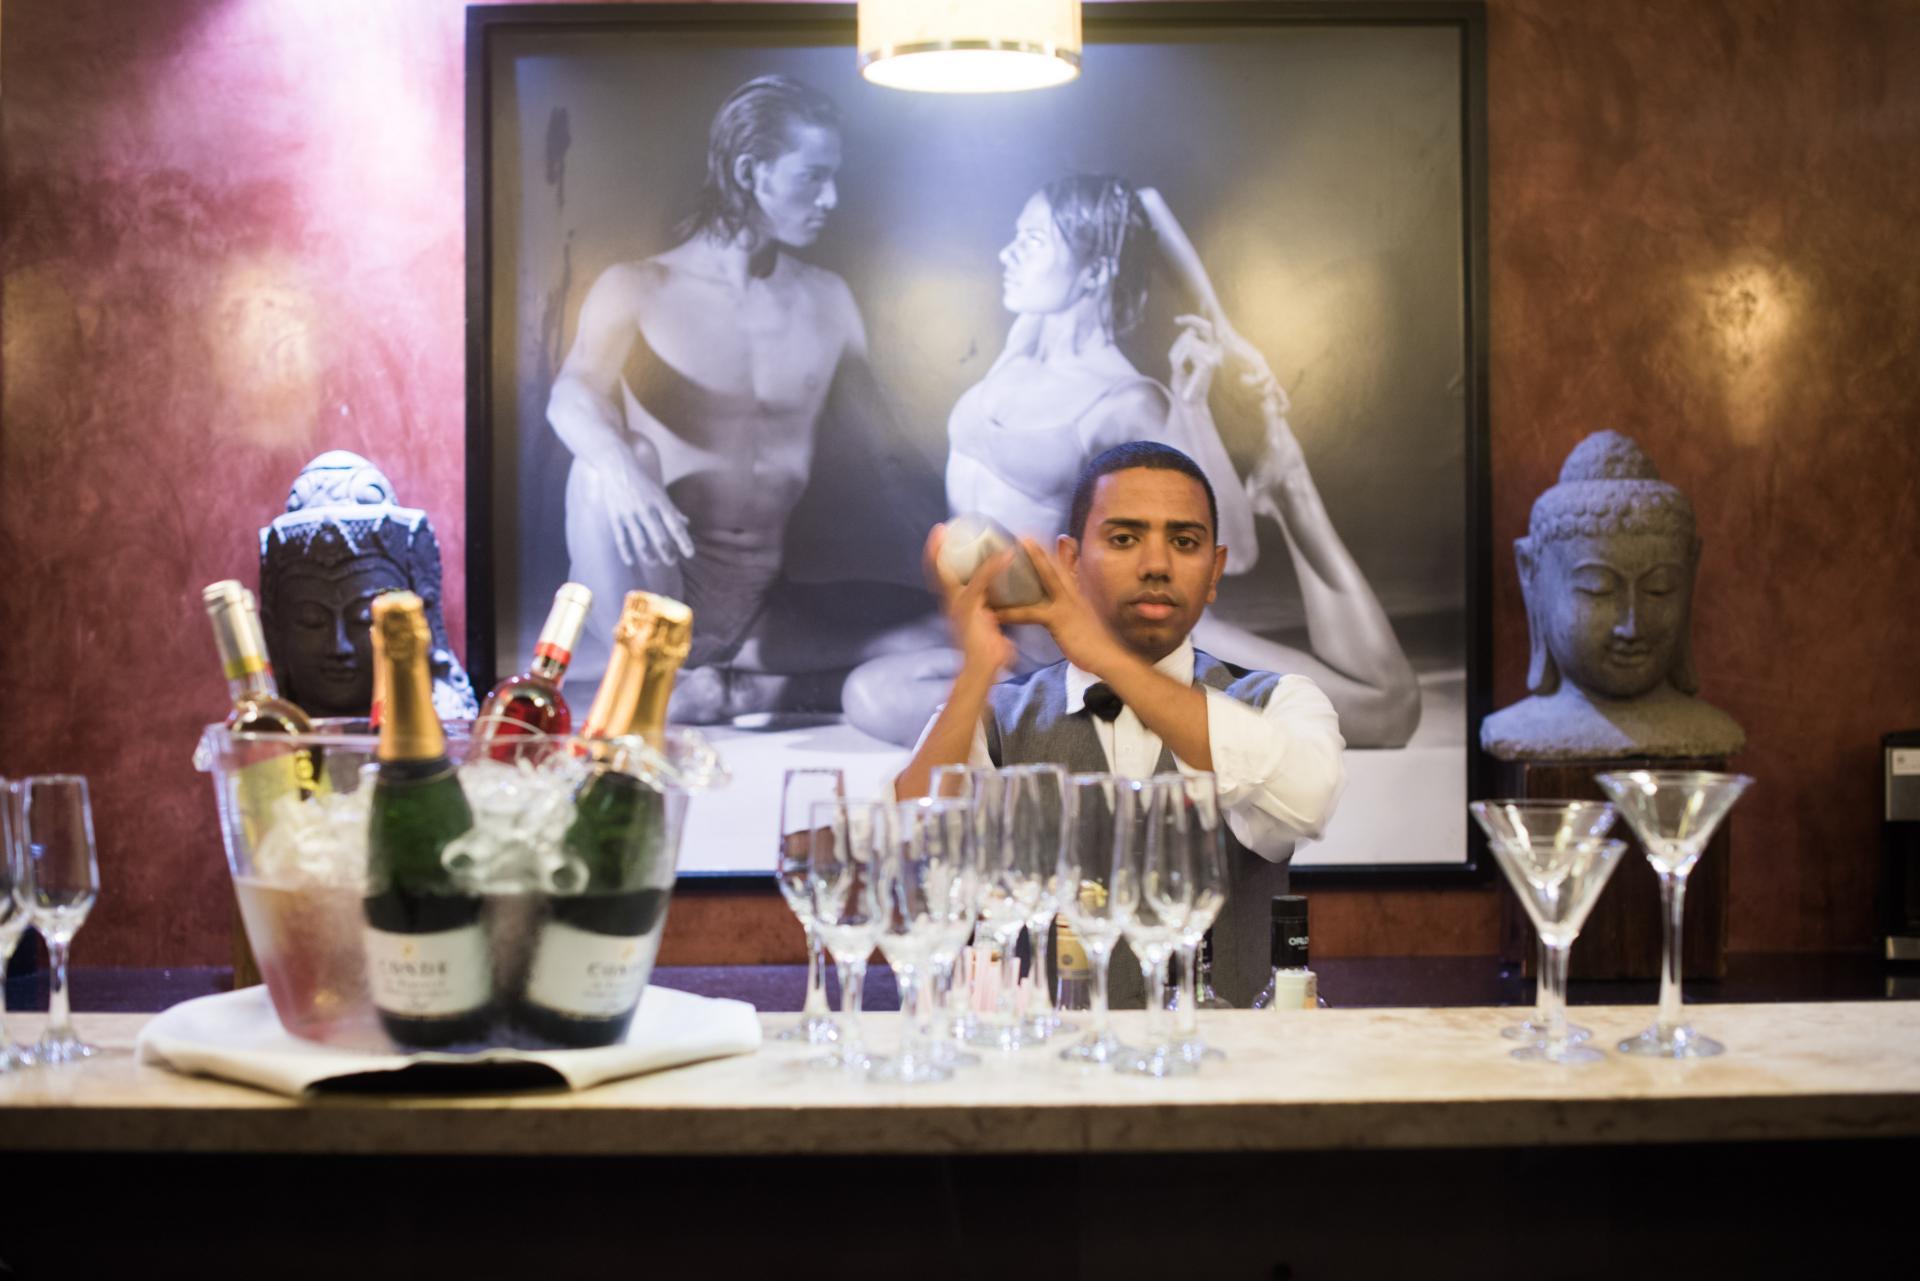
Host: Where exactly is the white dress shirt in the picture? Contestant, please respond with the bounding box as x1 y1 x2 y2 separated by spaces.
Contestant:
905 639 1347 862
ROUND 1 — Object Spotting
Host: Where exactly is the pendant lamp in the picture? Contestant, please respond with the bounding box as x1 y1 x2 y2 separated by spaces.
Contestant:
858 0 1082 93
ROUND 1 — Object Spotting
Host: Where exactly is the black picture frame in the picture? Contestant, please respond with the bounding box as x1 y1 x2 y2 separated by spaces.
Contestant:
466 1 1493 887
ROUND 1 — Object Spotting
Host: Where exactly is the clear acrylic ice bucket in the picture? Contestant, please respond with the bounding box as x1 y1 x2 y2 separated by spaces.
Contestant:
193 719 725 1052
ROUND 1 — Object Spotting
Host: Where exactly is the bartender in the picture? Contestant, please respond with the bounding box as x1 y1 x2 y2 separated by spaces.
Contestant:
896 441 1347 1006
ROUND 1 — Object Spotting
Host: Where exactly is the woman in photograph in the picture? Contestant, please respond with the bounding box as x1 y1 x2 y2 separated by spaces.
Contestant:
841 174 1421 749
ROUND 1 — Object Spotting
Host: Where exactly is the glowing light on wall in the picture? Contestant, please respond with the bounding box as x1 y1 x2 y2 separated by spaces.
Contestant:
859 0 1081 93
1694 261 1801 444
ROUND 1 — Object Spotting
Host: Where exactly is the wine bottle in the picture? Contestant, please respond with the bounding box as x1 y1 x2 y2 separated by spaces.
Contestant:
1053 916 1091 1012
1251 895 1319 1011
475 582 592 757
204 580 324 990
517 591 691 1048
362 591 488 1050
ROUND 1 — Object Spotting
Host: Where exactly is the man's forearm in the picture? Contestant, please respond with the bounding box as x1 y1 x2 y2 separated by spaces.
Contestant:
548 375 633 471
894 659 998 799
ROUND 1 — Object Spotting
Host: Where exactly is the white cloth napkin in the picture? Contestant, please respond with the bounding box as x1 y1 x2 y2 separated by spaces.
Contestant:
136 984 762 1097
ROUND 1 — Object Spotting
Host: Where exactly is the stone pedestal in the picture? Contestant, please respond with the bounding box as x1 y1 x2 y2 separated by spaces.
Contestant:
1495 757 1730 980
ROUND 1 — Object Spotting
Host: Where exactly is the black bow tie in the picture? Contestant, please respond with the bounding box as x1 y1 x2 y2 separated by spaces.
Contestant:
1082 682 1124 722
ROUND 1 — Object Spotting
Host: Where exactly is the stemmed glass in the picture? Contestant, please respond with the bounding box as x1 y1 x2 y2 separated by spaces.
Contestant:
871 797 970 1085
967 765 1052 1050
774 768 844 1045
1 781 38 1070
13 776 101 1063
930 764 999 1046
1469 800 1618 1044
806 798 887 1072
1114 776 1196 1077
1596 769 1754 1058
1057 773 1133 1065
1487 835 1629 1064
1166 773 1229 1064
1016 765 1073 1041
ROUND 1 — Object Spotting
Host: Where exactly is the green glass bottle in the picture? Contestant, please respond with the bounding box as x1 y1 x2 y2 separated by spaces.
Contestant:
362 591 488 1050
517 591 691 1048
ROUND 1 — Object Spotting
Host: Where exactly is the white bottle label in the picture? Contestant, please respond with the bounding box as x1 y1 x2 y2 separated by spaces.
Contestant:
524 922 651 1020
364 925 490 1017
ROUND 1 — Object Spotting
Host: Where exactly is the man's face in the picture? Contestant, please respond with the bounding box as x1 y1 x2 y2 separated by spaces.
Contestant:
1062 468 1226 663
273 564 408 714
744 123 841 247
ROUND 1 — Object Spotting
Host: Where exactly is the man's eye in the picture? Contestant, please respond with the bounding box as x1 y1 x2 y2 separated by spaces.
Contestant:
1173 537 1199 551
1109 533 1136 548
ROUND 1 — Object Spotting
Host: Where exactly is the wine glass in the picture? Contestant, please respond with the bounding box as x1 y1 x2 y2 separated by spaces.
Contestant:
871 798 969 1085
13 775 101 1063
1114 776 1196 1077
1487 835 1629 1063
1015 764 1073 1041
1166 773 1229 1064
1469 799 1618 1044
1 781 38 1071
929 764 998 1049
966 765 1050 1051
1596 770 1753 1058
807 798 887 1072
775 768 844 1044
1057 773 1134 1066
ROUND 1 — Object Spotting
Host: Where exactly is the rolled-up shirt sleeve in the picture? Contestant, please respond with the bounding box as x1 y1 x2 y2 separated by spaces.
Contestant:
1199 675 1347 860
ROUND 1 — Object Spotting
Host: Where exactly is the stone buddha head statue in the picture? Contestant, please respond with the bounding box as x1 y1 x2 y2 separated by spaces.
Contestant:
1482 431 1743 761
259 451 478 721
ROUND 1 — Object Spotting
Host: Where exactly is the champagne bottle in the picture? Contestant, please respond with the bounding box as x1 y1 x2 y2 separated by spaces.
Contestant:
362 591 488 1049
475 582 592 757
517 591 691 1048
1251 895 1320 1011
1053 916 1091 1012
204 580 324 990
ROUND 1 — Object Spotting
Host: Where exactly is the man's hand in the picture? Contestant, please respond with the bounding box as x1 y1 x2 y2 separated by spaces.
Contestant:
596 450 695 568
993 538 1126 677
925 524 1015 676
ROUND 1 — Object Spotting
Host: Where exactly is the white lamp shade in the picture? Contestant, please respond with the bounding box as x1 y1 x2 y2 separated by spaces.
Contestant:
859 0 1082 93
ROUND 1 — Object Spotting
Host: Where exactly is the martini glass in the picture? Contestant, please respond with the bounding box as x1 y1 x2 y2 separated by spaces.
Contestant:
1487 835 1629 1064
1469 800 1617 1044
1596 770 1753 1058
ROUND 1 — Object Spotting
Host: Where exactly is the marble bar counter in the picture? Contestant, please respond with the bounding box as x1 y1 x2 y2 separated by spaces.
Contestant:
4 1002 1919 1158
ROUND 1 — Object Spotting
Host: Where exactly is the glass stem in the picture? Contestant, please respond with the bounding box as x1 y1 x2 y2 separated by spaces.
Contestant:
1027 915 1056 1015
1089 944 1113 1041
1542 941 1571 1057
913 966 936 1060
802 926 830 1017
47 937 73 1040
847 959 868 1049
1533 937 1553 1021
1143 952 1171 1044
1175 942 1200 1036
1658 871 1688 1038
996 927 1021 1022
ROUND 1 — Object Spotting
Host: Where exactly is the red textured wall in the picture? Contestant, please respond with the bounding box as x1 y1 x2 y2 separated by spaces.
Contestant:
3 0 1916 966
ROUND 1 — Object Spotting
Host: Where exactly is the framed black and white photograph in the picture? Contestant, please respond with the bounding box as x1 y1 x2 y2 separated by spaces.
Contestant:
467 3 1490 882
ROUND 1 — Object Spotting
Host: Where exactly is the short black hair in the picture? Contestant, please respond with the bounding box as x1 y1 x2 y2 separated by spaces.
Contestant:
1066 442 1218 543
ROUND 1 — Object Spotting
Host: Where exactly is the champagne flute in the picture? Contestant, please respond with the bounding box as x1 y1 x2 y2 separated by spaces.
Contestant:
871 798 967 1085
1114 776 1196 1077
1014 764 1073 1041
1166 773 1229 1064
807 798 887 1072
1469 799 1618 1044
1057 773 1133 1065
14 775 101 1063
1595 770 1753 1058
775 768 844 1044
929 764 996 1047
966 766 1046 1051
1 781 38 1070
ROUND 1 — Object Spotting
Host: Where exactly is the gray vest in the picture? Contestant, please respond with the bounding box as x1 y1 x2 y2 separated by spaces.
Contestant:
983 652 1291 1008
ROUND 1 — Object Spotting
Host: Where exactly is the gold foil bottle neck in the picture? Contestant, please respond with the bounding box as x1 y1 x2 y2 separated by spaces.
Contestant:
372 592 445 762
628 593 693 746
202 580 273 684
581 592 658 741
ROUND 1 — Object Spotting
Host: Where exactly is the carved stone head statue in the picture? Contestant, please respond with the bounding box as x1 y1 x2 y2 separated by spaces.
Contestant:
258 451 479 721
1481 431 1743 761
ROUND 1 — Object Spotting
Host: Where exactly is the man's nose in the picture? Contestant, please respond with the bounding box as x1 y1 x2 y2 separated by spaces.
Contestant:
1137 536 1172 578
816 179 837 212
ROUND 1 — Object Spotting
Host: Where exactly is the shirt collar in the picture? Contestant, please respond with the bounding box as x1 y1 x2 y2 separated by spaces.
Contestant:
1064 639 1196 714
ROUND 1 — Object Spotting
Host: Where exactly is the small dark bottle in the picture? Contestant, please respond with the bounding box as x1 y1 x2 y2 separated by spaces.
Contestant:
1250 895 1319 1011
475 582 592 757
